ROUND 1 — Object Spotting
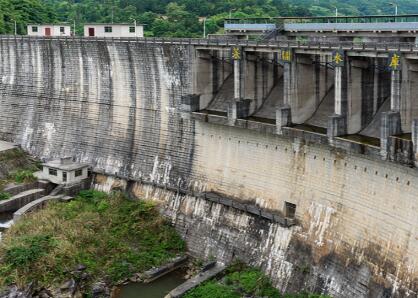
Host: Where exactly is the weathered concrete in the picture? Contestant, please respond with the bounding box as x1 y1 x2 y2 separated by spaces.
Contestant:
143 256 188 283
3 180 52 196
227 99 251 122
0 189 46 213
413 119 418 167
13 195 62 221
0 38 417 297
380 111 402 159
276 106 291 135
328 115 347 139
0 141 16 152
165 263 226 298
181 95 201 113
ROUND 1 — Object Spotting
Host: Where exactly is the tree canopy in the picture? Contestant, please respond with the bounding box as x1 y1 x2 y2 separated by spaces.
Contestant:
1 0 418 36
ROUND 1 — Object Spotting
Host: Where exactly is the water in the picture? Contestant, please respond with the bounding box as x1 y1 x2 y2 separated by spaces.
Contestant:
115 270 186 298
0 212 13 241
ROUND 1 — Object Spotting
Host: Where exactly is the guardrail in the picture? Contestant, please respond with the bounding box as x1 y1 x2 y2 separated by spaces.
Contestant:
224 14 418 24
0 35 417 53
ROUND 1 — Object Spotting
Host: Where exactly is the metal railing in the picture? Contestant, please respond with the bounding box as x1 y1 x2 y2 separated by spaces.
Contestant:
224 14 418 25
0 35 417 53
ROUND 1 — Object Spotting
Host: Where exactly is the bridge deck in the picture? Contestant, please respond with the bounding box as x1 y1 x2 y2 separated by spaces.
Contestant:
0 36 418 54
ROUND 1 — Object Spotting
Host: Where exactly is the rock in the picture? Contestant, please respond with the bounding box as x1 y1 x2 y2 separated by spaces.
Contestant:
91 281 109 298
36 288 52 298
76 264 87 271
0 285 27 298
60 279 75 291
22 282 35 298
110 287 121 298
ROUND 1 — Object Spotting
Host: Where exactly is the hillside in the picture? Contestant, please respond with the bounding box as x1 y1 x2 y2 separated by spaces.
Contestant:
1 0 418 37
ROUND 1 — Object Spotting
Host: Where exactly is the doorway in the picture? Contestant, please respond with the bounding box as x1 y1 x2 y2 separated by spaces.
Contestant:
45 28 51 36
88 28 95 37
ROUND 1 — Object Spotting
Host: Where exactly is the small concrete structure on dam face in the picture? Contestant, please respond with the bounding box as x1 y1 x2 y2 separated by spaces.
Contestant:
0 17 417 297
36 157 89 185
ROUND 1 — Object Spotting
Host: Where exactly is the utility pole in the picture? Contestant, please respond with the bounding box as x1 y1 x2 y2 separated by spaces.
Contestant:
73 20 76 36
203 17 206 38
134 19 137 37
111 0 115 23
13 20 16 35
389 3 398 16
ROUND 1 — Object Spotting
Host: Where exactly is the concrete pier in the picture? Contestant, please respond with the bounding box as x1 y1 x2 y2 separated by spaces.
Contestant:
328 61 348 138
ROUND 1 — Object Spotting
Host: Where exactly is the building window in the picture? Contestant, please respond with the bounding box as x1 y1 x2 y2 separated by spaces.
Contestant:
129 26 135 33
32 26 38 33
75 169 83 177
60 27 65 33
48 168 58 176
104 26 112 33
285 202 296 219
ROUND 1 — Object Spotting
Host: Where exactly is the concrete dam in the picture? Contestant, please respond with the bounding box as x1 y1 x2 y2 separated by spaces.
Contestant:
0 34 417 297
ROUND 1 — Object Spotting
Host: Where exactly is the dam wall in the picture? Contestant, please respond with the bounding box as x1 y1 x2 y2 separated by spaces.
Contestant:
0 38 195 186
0 38 416 297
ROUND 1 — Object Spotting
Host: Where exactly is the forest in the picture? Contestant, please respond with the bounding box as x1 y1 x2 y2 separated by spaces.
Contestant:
1 0 418 37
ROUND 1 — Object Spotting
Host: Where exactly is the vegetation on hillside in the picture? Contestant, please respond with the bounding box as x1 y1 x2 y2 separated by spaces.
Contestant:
184 262 331 298
0 190 185 288
1 0 418 37
0 148 39 190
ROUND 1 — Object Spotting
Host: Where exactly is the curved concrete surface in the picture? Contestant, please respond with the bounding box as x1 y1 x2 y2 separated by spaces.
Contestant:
13 195 62 222
253 77 284 120
207 75 234 112
360 97 390 138
306 86 335 128
0 188 46 213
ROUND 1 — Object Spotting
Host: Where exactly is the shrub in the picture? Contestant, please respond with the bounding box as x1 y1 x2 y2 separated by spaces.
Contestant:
184 281 240 298
0 191 185 287
10 170 36 184
0 192 11 201
4 235 56 268
185 263 331 298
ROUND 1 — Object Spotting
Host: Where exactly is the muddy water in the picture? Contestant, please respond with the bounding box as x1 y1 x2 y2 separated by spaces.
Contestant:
116 270 186 298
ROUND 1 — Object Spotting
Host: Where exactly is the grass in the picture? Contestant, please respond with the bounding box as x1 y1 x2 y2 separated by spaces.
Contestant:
0 149 26 163
9 170 37 184
0 148 40 190
0 192 11 201
184 263 331 298
0 190 185 288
